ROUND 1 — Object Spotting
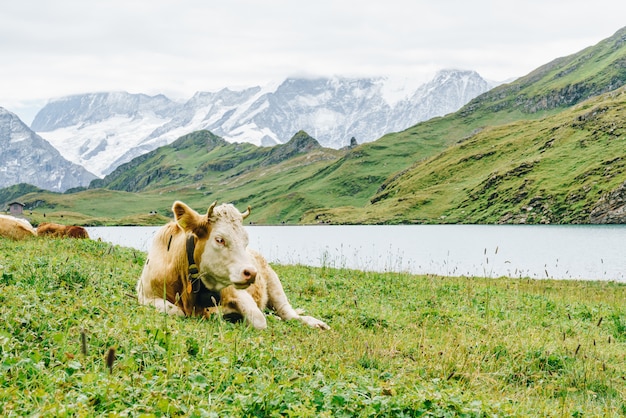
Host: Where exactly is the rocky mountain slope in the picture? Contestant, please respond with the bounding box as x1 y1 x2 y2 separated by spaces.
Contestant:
31 70 493 177
0 108 97 192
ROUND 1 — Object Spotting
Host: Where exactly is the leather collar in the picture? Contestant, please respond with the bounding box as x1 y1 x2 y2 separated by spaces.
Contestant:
185 234 221 307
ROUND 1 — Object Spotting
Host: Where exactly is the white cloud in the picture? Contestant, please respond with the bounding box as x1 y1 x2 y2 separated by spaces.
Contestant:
1 0 625 124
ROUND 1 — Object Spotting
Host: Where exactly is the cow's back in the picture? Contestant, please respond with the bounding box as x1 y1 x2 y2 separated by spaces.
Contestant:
67 226 89 239
149 221 185 260
37 222 63 237
0 215 36 240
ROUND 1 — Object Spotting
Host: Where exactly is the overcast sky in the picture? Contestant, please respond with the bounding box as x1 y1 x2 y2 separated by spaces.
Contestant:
1 0 625 124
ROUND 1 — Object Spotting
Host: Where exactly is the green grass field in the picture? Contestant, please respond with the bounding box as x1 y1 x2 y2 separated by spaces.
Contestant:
1 237 625 416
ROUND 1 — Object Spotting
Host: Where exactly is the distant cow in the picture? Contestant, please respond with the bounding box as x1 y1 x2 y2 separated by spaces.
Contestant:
0 214 36 240
136 201 329 330
37 222 90 239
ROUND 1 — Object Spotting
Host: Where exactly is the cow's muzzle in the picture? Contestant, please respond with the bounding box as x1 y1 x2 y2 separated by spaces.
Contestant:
233 267 257 289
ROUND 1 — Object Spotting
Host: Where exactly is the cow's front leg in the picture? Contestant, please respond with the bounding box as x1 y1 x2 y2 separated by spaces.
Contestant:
260 261 330 330
222 289 267 330
144 297 185 316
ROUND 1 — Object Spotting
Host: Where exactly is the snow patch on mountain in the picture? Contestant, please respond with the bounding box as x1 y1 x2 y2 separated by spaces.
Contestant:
42 113 172 177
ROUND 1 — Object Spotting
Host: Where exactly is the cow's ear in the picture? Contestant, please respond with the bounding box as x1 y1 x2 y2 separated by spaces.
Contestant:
172 201 199 231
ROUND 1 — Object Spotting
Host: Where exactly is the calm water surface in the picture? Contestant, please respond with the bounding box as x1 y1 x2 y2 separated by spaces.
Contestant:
86 224 626 281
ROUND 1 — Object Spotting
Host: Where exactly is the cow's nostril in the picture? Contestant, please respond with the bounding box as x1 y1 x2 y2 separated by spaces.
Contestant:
242 268 257 282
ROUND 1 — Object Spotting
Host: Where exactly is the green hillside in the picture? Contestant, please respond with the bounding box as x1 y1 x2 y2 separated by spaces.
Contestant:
466 26 626 117
305 87 626 224
12 131 348 225
4 27 626 225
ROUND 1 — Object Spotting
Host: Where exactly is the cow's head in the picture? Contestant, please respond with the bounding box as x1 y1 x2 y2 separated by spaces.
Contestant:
172 201 257 291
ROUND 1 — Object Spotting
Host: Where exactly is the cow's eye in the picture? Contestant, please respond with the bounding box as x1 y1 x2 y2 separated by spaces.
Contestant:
215 237 225 246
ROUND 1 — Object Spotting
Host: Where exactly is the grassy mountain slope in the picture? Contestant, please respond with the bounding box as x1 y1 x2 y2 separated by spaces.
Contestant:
0 183 45 206
304 87 626 224
465 26 626 117
91 130 336 193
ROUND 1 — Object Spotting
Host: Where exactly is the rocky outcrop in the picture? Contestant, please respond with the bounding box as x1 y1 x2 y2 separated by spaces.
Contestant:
589 181 626 223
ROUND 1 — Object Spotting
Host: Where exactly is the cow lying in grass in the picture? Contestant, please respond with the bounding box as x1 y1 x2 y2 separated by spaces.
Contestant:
37 222 90 239
136 201 329 330
0 214 36 240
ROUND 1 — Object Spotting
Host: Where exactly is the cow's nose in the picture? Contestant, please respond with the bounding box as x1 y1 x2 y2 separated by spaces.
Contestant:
242 267 257 284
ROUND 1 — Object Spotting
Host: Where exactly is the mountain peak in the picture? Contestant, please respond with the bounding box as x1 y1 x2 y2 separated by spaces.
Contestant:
259 130 323 166
31 91 179 132
284 130 322 152
171 130 227 151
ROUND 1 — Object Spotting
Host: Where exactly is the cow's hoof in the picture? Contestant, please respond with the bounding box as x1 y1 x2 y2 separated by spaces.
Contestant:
300 315 330 330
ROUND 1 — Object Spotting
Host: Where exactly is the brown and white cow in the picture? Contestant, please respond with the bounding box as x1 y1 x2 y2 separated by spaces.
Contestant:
136 200 329 330
0 214 36 240
37 222 90 239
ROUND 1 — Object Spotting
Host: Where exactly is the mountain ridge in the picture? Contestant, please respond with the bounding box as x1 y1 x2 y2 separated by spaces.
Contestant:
30 70 494 177
88 130 340 196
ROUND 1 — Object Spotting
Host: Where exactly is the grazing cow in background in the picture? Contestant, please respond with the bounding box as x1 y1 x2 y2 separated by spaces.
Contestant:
66 225 90 239
37 222 90 239
137 200 329 330
0 214 36 240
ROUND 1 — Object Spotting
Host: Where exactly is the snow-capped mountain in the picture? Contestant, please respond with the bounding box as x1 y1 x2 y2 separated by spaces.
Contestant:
31 70 495 177
0 107 97 192
392 69 493 128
